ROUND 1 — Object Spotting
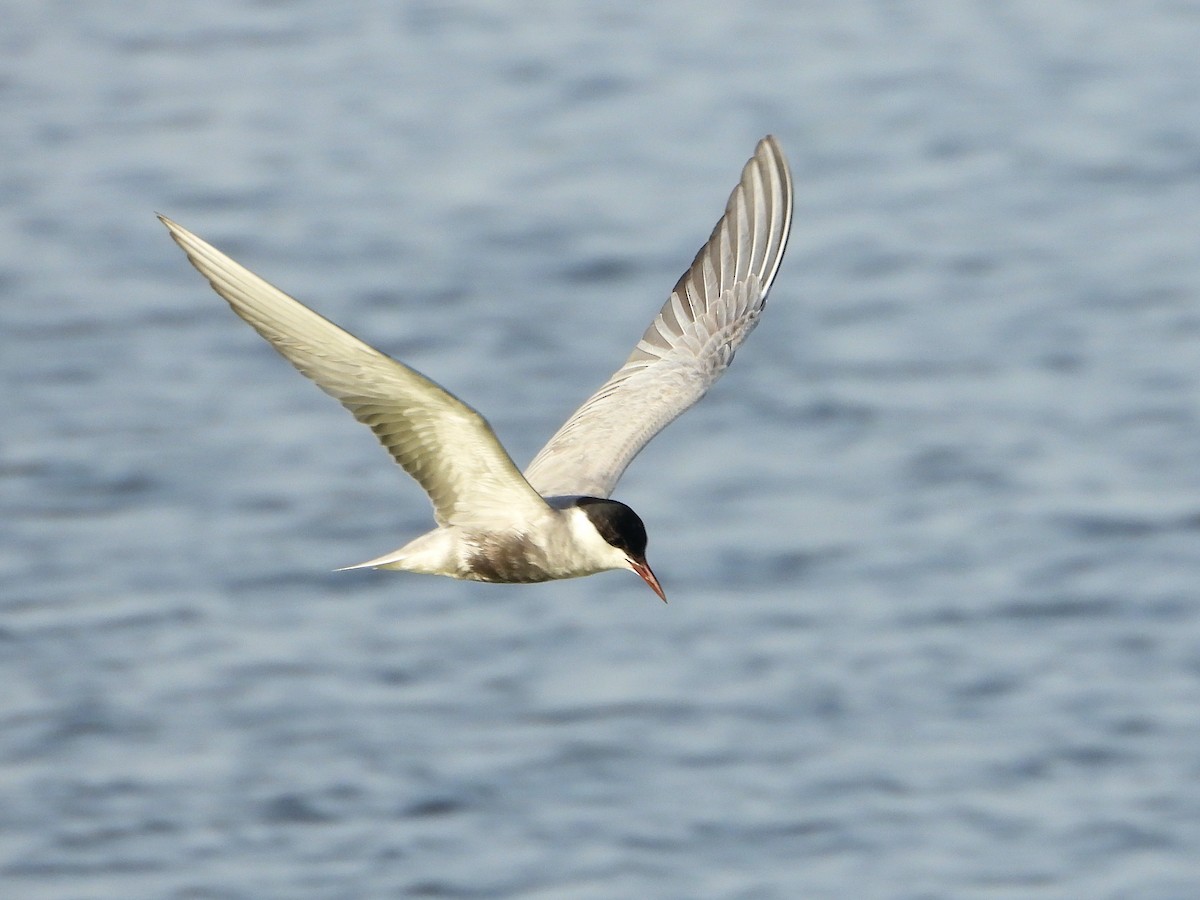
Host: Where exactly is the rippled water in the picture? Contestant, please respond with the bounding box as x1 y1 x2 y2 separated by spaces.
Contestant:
5 3 1200 898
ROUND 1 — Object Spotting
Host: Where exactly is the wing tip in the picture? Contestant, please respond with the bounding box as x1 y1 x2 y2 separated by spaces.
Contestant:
157 213 200 258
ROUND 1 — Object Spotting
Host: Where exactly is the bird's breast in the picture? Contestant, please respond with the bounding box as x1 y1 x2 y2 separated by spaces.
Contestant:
460 531 556 584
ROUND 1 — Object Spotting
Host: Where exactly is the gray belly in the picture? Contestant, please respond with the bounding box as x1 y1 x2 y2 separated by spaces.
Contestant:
461 533 555 584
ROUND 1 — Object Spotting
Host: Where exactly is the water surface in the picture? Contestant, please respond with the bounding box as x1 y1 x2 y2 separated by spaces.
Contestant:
4 3 1200 898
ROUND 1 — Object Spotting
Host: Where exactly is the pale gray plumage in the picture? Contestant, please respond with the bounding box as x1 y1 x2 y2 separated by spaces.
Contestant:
159 215 550 529
523 135 793 498
159 136 793 599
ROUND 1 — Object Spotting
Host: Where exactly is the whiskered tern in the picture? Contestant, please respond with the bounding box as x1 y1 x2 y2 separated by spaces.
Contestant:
160 136 793 602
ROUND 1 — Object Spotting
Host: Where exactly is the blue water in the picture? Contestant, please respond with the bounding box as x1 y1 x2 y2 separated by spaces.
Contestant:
5 2 1200 897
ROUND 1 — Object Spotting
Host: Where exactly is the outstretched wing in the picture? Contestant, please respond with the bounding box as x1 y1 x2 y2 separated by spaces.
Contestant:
160 216 549 528
523 135 794 498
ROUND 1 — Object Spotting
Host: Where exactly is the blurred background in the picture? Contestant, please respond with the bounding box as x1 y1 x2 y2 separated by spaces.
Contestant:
4 2 1200 897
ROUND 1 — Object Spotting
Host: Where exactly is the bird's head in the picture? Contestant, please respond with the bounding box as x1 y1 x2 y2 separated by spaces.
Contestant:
573 497 666 603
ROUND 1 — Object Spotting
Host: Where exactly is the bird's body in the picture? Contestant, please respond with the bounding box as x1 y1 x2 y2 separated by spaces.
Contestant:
353 496 639 585
160 136 794 602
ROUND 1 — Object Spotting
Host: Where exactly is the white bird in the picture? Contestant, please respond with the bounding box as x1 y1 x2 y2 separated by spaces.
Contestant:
160 136 793 602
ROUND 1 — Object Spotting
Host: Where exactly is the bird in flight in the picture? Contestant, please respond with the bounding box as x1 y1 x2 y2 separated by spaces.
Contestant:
160 136 793 602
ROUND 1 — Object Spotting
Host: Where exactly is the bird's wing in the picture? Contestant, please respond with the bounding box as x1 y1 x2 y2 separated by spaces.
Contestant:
523 135 793 498
160 216 550 528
